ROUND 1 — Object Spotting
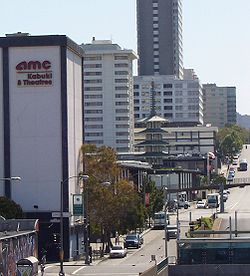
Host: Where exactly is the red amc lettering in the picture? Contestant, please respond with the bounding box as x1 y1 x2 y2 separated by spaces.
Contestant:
42 60 51 70
16 60 51 71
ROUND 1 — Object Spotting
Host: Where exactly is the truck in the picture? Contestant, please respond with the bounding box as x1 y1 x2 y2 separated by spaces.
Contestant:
153 211 169 229
206 193 220 208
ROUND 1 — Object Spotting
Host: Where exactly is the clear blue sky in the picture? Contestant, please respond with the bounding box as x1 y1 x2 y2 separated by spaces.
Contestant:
1 0 249 115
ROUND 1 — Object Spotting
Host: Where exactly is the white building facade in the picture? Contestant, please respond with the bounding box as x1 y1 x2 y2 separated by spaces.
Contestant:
0 34 84 261
81 39 137 152
133 71 203 125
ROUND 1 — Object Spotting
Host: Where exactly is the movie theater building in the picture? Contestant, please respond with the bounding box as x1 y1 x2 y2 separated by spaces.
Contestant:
0 34 84 261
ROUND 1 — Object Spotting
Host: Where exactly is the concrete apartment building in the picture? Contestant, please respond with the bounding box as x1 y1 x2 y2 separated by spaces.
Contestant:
133 69 203 125
137 0 183 78
81 39 137 152
203 84 236 128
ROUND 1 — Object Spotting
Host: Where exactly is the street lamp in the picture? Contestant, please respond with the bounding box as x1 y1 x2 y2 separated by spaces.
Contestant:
59 174 87 276
0 176 21 181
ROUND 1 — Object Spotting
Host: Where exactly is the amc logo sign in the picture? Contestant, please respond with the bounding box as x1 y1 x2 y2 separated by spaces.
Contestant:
16 60 51 71
16 60 53 87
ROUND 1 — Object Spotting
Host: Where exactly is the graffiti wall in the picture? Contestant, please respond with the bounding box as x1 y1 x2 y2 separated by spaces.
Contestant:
0 233 37 276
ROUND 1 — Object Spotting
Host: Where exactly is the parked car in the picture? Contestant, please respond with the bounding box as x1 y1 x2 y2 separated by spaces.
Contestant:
196 200 207 209
232 159 238 166
124 234 143 249
109 245 127 258
227 174 234 182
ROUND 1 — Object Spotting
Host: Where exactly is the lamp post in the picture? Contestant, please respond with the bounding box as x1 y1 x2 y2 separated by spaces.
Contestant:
81 174 90 265
164 187 168 260
59 174 86 276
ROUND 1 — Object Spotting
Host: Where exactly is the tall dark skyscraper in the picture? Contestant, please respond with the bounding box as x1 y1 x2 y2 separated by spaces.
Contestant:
137 0 183 78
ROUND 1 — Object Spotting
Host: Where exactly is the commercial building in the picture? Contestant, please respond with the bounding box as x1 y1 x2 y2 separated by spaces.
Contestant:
137 0 183 78
81 39 137 152
203 84 237 128
0 34 84 261
133 70 203 125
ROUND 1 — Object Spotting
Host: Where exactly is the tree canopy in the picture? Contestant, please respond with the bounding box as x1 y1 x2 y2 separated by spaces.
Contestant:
80 144 145 238
217 125 250 160
0 197 23 219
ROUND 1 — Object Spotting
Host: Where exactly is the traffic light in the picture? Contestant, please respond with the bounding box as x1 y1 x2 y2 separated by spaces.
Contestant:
53 233 60 244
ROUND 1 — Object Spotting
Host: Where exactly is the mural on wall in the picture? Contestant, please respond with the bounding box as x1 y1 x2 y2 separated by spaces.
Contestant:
0 234 37 276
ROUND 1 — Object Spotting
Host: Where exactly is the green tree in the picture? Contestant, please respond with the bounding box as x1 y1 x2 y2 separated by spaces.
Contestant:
80 144 144 248
145 179 164 219
0 197 23 219
219 131 243 160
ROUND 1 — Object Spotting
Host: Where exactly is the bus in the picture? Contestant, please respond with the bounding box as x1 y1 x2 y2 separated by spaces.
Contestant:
239 159 248 171
206 193 220 208
153 211 169 229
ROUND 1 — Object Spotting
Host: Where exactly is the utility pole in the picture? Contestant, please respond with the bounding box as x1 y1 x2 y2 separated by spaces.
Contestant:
219 183 225 213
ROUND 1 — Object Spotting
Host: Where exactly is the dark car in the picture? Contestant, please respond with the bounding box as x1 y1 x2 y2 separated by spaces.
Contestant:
166 225 178 239
124 234 143 249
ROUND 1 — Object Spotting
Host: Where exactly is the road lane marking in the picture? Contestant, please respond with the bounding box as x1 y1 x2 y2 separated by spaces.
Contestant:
38 265 53 273
230 202 239 210
72 266 87 274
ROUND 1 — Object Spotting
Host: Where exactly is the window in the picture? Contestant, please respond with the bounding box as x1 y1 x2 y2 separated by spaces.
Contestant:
115 79 127 83
134 92 139 96
115 102 128 106
85 132 103 137
175 98 183 103
115 86 128 90
134 84 139 89
116 109 128 113
115 71 129 75
84 87 102 91
164 91 172 96
84 102 102 106
85 140 103 144
84 79 102 84
175 105 183 110
116 116 129 121
84 72 102 76
84 56 102 61
84 64 102 68
134 99 140 104
116 124 129 128
115 55 128 60
116 139 129 143
85 125 103 129
84 94 103 99
115 63 128 67
84 110 103 114
163 84 172 88
175 91 183 96
164 99 173 103
116 132 129 136
174 83 183 88
164 106 173 110
85 117 103 122
115 94 128 98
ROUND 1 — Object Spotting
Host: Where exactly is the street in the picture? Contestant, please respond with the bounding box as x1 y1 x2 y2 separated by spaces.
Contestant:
41 145 250 275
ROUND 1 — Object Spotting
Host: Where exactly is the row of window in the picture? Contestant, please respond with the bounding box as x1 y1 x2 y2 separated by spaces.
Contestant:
84 63 129 69
84 55 129 61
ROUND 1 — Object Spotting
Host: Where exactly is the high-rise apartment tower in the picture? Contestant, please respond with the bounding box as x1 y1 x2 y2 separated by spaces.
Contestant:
137 0 183 78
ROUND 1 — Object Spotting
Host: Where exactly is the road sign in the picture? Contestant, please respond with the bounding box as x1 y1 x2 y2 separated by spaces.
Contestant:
52 212 71 218
73 194 84 215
